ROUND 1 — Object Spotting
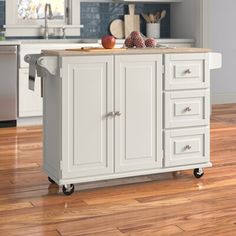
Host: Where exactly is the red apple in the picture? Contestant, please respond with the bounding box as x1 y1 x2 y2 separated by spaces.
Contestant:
101 35 116 49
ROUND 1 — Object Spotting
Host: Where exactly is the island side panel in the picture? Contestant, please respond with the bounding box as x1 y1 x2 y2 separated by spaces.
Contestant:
43 60 63 183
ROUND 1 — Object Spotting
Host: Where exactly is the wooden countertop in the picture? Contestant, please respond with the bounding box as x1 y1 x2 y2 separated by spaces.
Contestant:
42 47 212 56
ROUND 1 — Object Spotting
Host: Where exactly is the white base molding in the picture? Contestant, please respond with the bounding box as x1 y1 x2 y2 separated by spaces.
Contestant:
17 116 43 127
211 92 236 104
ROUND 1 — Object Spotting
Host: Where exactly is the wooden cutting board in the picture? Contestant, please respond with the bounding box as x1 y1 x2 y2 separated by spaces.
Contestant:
110 19 125 39
124 4 140 38
65 47 126 52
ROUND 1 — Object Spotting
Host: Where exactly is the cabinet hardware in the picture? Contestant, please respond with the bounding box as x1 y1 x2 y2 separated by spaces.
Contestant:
107 112 115 117
185 145 192 150
184 69 192 74
115 111 122 116
184 107 192 112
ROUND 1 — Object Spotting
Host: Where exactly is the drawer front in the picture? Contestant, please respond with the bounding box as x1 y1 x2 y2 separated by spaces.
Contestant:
165 53 209 90
164 90 210 128
164 127 210 167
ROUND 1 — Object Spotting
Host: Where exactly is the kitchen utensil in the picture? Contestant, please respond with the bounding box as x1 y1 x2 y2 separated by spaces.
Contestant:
109 19 125 39
141 13 150 23
154 12 161 23
124 4 140 38
158 10 167 23
149 13 155 23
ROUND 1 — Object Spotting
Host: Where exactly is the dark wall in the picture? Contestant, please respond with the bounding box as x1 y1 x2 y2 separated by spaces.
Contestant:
0 0 5 27
0 1 170 38
80 2 170 38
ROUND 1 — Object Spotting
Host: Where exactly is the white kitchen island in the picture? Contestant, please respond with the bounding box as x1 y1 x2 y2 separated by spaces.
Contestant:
26 47 222 195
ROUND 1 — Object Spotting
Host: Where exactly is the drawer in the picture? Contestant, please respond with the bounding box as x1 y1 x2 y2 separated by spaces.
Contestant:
164 127 210 167
165 53 210 90
164 90 210 128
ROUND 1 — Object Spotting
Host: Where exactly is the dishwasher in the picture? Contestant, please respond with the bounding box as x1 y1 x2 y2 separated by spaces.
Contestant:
0 46 17 127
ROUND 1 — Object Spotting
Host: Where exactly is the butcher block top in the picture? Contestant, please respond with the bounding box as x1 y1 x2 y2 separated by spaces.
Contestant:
42 47 212 56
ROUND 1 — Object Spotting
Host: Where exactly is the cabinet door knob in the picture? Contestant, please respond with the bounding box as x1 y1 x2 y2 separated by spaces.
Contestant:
107 112 115 117
115 111 122 116
185 145 192 150
185 69 192 74
184 107 192 112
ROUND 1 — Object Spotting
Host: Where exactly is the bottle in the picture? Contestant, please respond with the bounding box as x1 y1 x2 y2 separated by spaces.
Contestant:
0 31 5 41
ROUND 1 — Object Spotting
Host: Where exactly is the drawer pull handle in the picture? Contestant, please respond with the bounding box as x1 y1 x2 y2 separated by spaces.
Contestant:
185 69 192 74
185 145 192 150
107 112 115 117
184 107 192 112
115 111 122 117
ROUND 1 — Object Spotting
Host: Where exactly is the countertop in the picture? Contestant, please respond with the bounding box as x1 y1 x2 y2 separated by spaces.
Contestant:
0 38 194 46
42 47 211 56
0 40 21 45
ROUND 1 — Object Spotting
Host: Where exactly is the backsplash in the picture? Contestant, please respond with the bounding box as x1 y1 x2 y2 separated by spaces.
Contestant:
0 0 4 27
0 1 170 38
80 3 170 38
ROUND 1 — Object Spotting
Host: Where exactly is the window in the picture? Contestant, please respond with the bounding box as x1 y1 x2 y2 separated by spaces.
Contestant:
5 0 81 37
18 0 65 21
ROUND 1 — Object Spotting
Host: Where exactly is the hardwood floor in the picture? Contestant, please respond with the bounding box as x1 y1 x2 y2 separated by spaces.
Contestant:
0 104 236 236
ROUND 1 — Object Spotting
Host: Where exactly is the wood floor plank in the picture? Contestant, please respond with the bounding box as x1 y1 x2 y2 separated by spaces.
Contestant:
120 224 184 235
0 105 236 235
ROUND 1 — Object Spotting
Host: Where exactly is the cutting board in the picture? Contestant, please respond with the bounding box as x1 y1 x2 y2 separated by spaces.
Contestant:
110 19 125 39
124 4 140 38
65 47 126 52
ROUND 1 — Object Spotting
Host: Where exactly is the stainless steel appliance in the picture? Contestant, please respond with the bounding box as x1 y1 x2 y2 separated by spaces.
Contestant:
0 46 17 127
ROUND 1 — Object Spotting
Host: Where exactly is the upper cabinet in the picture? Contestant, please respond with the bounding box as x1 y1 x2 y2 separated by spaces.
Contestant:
5 0 82 37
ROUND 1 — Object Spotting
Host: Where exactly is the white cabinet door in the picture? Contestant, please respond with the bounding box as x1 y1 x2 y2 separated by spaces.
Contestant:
18 69 43 117
115 55 163 173
62 56 114 178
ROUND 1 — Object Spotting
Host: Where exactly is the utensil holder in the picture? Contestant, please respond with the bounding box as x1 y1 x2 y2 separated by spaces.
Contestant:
146 23 160 39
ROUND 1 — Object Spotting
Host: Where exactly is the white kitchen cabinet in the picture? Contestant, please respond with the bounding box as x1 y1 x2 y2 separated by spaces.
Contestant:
115 55 163 172
26 49 221 195
46 55 163 179
18 68 42 117
18 43 100 120
61 56 114 178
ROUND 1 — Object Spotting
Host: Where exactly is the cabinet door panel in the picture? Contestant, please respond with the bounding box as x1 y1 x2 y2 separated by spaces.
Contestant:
165 53 209 90
115 55 163 173
62 56 114 178
18 69 43 117
164 90 210 128
164 127 210 167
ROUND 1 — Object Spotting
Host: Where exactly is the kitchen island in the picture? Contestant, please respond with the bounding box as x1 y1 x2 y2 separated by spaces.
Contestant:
26 47 222 195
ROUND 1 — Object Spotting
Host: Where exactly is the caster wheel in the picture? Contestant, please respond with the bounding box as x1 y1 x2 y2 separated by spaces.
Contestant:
62 184 75 196
194 168 204 179
48 176 56 184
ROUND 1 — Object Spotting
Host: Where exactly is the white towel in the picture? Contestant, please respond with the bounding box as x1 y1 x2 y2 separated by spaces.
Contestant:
24 54 41 91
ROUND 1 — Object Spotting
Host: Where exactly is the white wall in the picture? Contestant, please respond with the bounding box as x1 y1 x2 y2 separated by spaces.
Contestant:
207 0 236 104
171 0 202 47
172 0 234 104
